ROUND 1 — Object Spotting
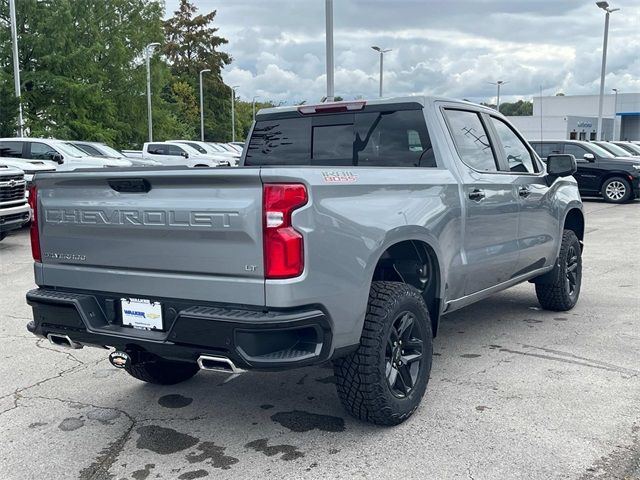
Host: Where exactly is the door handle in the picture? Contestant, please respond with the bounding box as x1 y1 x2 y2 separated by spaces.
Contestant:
518 186 531 198
468 189 486 201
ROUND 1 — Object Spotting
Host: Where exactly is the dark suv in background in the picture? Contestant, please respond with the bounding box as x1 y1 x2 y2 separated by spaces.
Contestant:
531 140 640 203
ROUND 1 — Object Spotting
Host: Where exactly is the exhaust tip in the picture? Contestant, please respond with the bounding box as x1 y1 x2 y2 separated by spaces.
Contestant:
197 355 245 375
47 333 83 350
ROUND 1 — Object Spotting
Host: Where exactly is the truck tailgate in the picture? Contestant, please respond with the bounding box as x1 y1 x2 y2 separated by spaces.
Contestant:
34 168 265 305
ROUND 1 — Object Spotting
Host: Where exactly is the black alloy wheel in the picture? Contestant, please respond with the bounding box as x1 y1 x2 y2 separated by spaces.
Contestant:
385 311 424 398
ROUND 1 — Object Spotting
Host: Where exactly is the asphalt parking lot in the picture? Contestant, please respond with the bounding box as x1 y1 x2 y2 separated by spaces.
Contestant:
1 199 638 480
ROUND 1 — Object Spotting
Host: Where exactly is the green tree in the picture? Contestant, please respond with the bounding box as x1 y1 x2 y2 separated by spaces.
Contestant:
0 74 19 136
0 0 191 148
499 100 533 116
163 0 235 141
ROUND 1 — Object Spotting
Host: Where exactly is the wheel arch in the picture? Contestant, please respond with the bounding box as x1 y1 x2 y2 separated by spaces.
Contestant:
563 207 585 245
370 235 444 337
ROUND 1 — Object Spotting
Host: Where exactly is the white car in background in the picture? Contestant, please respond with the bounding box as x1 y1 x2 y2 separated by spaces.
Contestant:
169 140 237 166
68 141 162 167
141 142 230 167
208 142 242 160
0 138 133 170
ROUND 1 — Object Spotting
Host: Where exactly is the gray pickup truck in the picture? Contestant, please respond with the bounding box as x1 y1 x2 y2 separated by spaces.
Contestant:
26 97 584 425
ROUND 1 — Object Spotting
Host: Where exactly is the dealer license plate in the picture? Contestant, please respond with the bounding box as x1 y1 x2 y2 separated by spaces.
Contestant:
120 298 163 331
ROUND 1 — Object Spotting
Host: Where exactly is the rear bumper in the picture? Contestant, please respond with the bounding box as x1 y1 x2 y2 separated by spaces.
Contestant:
26 288 335 371
0 203 30 232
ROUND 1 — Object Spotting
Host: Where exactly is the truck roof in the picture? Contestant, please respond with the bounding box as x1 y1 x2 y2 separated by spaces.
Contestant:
256 95 484 117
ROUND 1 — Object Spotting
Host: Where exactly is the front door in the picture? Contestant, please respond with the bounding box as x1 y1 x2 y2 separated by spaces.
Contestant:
487 116 557 276
562 144 600 193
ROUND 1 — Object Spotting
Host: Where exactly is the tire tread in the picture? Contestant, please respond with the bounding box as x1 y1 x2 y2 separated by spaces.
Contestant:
535 230 581 311
333 281 432 426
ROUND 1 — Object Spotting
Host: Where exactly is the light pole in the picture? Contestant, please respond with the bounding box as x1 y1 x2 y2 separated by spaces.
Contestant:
9 0 24 136
612 88 620 140
230 85 238 142
595 1 620 141
145 42 160 142
371 46 392 98
325 0 334 102
199 69 211 141
252 95 260 121
488 80 508 112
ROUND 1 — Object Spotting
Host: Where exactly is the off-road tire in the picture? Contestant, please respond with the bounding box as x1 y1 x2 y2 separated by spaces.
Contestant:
125 358 199 385
601 177 631 203
333 281 433 426
535 230 582 311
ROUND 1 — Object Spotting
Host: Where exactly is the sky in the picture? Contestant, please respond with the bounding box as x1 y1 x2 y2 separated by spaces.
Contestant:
165 0 640 105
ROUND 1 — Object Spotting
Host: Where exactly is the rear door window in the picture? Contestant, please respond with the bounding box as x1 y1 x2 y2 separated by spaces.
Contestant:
0 141 24 158
444 109 497 172
245 108 434 167
532 143 562 159
147 143 168 155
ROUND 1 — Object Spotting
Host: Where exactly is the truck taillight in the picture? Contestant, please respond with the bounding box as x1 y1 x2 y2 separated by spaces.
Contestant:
28 185 41 262
263 184 307 279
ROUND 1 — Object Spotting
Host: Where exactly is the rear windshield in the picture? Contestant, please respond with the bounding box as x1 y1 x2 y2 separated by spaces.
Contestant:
245 107 435 167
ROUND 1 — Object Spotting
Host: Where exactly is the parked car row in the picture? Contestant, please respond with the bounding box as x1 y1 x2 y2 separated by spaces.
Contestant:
121 141 242 166
531 139 640 203
0 137 245 187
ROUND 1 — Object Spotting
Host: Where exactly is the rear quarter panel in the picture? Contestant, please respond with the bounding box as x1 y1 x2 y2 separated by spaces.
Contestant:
260 166 463 349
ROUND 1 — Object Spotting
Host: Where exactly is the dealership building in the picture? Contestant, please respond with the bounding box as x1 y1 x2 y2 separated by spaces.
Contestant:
507 92 640 141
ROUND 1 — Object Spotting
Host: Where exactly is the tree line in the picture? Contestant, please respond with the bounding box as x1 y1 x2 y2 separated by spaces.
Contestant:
0 0 272 148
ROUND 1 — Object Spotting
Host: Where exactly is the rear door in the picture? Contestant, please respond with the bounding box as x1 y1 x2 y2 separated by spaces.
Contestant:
442 107 520 295
35 168 265 305
486 116 557 276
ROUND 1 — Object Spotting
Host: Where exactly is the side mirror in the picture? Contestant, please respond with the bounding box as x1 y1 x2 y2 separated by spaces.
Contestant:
52 153 64 164
181 152 189 159
547 154 577 177
583 153 595 162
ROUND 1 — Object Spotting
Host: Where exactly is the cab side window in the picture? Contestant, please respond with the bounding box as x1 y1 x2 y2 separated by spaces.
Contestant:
489 117 537 173
167 145 186 156
444 109 497 172
30 142 59 160
76 144 102 156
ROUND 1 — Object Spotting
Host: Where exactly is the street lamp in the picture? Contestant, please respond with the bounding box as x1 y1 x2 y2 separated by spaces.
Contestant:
230 85 239 142
325 0 334 102
145 42 161 142
595 1 620 141
9 0 24 136
488 80 508 112
252 95 260 121
371 46 392 98
612 88 620 140
199 69 211 141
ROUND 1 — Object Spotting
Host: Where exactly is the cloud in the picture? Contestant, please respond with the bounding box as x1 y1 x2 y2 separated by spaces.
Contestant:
167 0 640 104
